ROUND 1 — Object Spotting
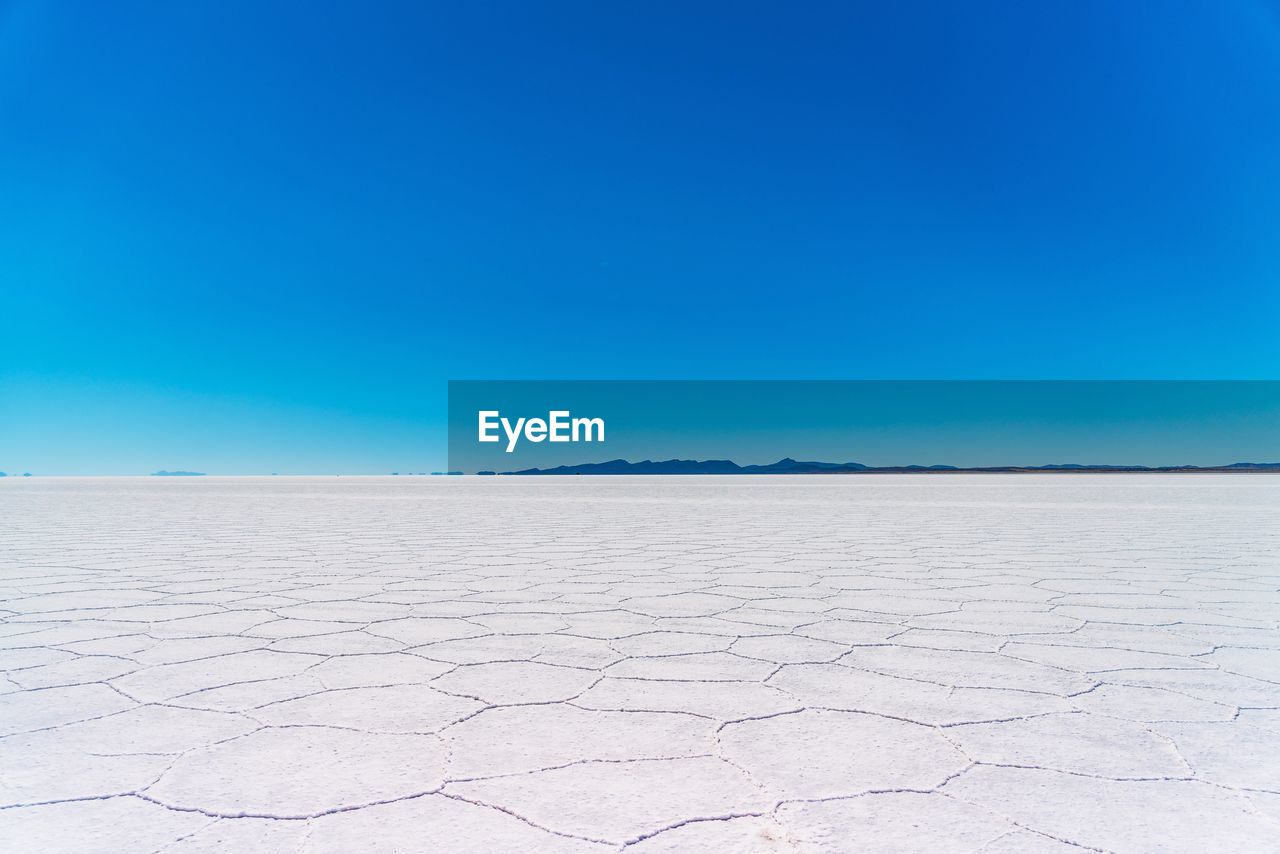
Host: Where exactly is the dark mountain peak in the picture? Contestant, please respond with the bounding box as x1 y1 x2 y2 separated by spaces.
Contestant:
496 458 1280 476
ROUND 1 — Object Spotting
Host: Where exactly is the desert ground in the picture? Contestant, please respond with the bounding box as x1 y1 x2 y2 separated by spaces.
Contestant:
1 475 1278 852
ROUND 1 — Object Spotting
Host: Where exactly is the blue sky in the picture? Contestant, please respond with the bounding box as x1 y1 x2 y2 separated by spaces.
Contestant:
3 2 1279 473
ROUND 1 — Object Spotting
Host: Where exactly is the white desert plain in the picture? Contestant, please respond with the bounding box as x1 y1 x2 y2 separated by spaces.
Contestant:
1 474 1278 853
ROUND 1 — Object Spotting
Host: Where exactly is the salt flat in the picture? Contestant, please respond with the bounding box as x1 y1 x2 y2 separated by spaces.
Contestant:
1 475 1278 853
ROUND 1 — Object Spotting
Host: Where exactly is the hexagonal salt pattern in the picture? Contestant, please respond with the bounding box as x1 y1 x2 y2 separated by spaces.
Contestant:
1 474 1278 852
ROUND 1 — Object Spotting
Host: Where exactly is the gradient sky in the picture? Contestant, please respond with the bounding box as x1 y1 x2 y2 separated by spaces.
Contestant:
3 2 1279 474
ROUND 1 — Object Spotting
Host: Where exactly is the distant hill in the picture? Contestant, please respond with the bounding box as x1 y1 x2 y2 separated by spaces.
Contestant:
502 458 1280 475
151 470 206 476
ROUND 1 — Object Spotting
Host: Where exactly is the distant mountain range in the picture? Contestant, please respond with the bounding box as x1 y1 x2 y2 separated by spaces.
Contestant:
502 457 1280 475
151 470 206 476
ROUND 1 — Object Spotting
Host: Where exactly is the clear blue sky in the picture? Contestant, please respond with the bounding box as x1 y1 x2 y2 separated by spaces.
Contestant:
2 2 1278 474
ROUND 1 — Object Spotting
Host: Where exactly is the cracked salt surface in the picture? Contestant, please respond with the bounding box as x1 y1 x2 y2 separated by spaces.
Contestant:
1 475 1278 852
